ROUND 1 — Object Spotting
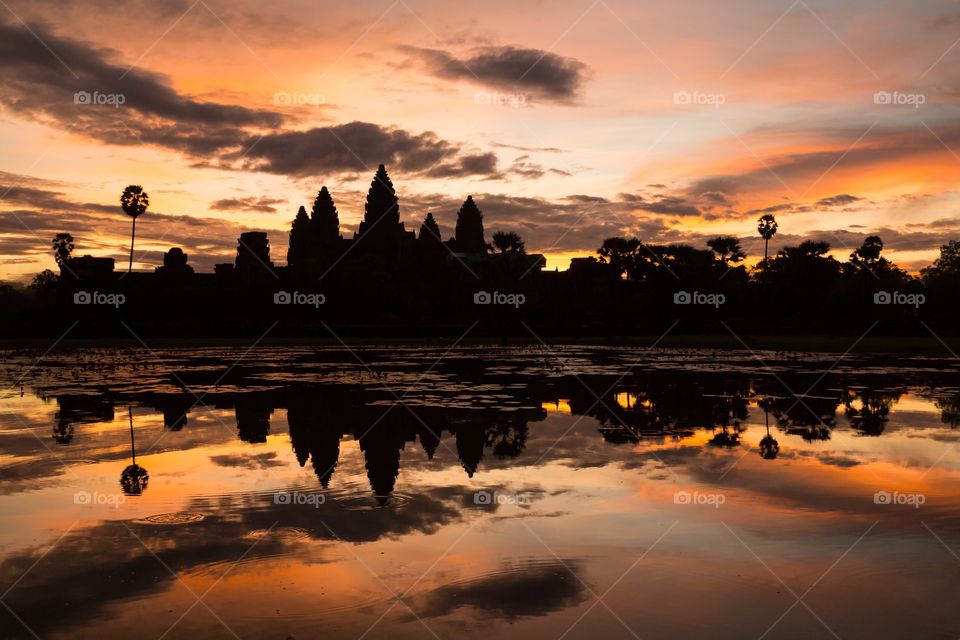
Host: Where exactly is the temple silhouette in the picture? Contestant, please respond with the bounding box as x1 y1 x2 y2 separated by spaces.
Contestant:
3 163 958 337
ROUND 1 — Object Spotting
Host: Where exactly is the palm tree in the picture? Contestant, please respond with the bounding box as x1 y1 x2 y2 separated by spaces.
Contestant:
51 232 74 269
120 185 149 273
757 214 778 260
491 231 526 254
706 236 746 264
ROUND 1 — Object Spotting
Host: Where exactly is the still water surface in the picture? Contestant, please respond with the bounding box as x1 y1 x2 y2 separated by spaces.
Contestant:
1 346 959 639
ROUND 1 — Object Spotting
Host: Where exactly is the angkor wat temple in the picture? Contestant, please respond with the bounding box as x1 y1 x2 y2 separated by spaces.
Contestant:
44 164 557 337
62 164 545 286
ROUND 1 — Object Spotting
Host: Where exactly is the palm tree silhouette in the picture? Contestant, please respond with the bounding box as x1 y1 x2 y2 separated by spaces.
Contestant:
492 231 526 254
757 214 778 260
120 406 149 495
758 397 780 460
120 185 149 273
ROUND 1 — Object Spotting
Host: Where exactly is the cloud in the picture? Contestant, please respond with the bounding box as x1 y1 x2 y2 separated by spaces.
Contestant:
230 121 501 178
815 194 863 208
403 45 589 102
0 21 507 180
0 19 281 156
210 196 286 213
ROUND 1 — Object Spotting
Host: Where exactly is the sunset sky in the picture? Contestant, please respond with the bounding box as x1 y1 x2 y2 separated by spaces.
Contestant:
2 0 960 279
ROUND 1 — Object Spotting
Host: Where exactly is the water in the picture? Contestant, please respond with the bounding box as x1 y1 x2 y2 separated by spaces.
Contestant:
1 346 958 639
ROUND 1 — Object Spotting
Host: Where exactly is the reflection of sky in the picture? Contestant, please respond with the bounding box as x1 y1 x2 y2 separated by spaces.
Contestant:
1 351 960 638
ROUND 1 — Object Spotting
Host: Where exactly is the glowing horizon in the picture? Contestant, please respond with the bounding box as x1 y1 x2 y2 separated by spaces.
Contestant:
2 0 959 280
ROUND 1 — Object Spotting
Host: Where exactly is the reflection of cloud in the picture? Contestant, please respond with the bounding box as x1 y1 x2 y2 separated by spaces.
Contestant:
209 451 286 469
0 484 476 635
405 558 588 621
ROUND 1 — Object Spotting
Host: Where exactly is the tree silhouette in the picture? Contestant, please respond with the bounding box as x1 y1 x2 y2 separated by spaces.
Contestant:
597 237 640 279
757 214 778 260
31 269 58 290
492 231 526 254
707 236 746 264
120 185 149 273
52 232 74 268
923 239 960 281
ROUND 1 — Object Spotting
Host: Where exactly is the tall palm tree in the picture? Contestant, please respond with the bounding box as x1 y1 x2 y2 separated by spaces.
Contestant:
120 185 149 273
757 214 778 260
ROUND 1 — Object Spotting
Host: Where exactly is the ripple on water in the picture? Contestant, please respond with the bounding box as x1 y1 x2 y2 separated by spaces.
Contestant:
334 492 413 511
138 511 206 525
246 526 311 542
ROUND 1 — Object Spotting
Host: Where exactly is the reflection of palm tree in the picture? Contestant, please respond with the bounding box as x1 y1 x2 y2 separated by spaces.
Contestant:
120 406 149 495
844 390 894 436
758 397 780 459
484 420 528 459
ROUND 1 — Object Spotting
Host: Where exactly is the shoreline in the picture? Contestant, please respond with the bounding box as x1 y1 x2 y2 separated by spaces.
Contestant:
0 334 957 354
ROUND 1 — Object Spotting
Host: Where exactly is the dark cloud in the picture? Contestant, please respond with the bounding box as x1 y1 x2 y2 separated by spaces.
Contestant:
634 195 701 217
0 19 281 156
403 45 589 102
230 121 501 178
1 183 115 214
815 194 863 208
210 196 286 213
0 21 507 180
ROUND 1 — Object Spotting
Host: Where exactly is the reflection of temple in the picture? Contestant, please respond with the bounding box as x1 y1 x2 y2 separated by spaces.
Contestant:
235 395 273 443
46 367 931 503
54 395 115 444
283 387 543 502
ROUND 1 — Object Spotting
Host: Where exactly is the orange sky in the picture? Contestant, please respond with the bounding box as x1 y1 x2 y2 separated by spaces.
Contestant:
1 0 960 279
